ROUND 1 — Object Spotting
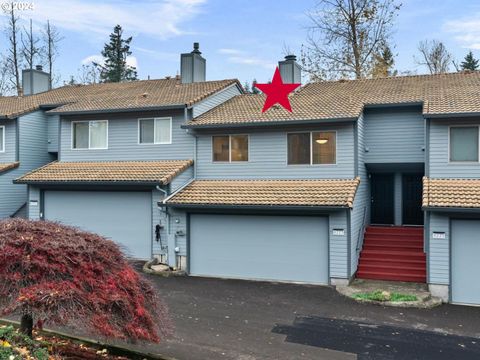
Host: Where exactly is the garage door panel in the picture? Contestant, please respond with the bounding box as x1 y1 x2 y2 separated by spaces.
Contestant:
190 214 328 284
452 220 480 305
44 191 151 259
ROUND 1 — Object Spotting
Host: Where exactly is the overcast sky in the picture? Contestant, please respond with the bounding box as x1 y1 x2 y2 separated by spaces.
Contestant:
1 0 480 85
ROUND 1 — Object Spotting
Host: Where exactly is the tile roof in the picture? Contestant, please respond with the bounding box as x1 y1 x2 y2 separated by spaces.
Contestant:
0 162 19 174
423 177 480 209
188 71 480 127
0 78 240 118
166 178 360 208
15 160 193 185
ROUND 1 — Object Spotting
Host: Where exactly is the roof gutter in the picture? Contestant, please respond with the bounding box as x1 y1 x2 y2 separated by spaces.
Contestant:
47 104 187 116
182 116 358 130
163 203 349 211
13 180 166 186
422 206 480 213
425 112 480 119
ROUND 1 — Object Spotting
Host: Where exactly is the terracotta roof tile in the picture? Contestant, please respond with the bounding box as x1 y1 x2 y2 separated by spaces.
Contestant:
189 72 480 127
0 78 240 118
15 160 193 185
0 162 19 174
166 178 360 208
423 177 480 209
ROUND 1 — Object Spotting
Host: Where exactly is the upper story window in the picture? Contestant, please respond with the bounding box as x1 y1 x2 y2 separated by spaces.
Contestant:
72 120 108 150
138 117 172 144
0 126 4 152
449 126 479 162
287 131 336 165
212 135 249 162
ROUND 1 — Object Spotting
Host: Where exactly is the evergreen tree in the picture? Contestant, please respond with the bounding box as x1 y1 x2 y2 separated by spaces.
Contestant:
98 25 137 82
460 51 479 71
371 45 396 78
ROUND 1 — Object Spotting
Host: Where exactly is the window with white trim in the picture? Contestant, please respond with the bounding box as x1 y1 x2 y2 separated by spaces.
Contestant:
212 135 249 162
287 131 336 165
449 126 479 162
139 118 172 144
0 126 4 152
72 120 108 149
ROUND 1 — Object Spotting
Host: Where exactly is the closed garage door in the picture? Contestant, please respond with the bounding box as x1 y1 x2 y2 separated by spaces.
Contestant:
44 191 152 259
452 220 480 305
190 214 329 284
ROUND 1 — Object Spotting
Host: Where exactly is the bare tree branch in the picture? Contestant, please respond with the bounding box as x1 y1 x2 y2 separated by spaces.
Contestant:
301 0 401 81
416 40 452 74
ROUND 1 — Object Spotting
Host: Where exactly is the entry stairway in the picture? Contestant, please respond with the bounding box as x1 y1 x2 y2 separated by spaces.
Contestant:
356 226 426 283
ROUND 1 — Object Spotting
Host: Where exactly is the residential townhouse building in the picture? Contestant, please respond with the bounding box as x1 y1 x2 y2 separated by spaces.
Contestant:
8 51 480 306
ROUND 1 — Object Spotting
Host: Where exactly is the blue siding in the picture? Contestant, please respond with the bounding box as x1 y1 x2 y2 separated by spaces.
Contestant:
195 124 355 179
28 186 41 219
0 111 54 219
170 209 187 255
428 212 450 285
60 111 194 161
330 210 349 279
192 84 241 118
0 119 17 163
364 107 425 163
169 166 193 193
351 113 370 276
47 115 59 153
429 118 480 178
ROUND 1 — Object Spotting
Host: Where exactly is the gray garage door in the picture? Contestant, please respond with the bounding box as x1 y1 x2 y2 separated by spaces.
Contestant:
452 219 480 305
190 214 329 284
44 191 152 259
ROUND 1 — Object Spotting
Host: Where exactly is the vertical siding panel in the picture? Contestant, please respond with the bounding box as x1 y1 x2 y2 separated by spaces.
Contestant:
28 186 41 220
47 115 59 153
329 211 348 278
428 212 450 285
351 113 370 276
364 108 425 163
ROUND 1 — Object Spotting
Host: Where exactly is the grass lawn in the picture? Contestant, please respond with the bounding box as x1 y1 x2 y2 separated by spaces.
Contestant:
352 290 418 302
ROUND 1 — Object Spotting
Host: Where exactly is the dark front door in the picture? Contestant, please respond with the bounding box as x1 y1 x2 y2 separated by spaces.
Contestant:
403 174 424 225
371 174 394 225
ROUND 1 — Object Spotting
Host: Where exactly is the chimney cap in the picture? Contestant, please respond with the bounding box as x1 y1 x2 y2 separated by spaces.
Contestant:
35 65 43 71
284 55 297 62
192 42 201 55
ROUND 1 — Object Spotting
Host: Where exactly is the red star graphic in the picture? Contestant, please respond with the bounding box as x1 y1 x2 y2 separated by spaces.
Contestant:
254 67 301 113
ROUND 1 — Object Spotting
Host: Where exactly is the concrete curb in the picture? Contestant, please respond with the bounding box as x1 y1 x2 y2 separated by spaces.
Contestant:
0 318 176 360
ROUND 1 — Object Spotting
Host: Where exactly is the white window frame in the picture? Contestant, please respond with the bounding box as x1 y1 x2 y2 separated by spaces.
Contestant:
211 134 250 163
0 125 4 153
71 120 108 150
286 130 337 166
137 117 172 145
448 125 480 164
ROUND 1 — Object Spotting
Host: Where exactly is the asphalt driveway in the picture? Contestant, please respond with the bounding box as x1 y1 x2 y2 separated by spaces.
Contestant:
132 273 480 360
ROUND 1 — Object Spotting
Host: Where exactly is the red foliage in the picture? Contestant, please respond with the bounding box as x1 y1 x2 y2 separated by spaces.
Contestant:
0 219 172 342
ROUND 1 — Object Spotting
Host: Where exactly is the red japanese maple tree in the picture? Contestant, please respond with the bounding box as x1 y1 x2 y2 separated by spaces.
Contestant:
0 219 172 342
